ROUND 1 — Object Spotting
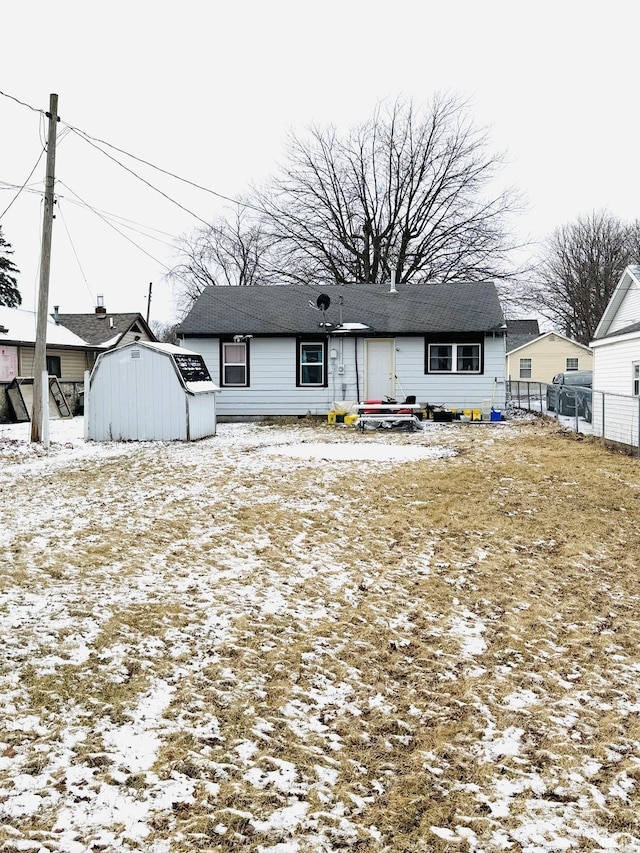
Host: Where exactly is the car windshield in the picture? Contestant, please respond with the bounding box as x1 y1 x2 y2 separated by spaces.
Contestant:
563 374 591 386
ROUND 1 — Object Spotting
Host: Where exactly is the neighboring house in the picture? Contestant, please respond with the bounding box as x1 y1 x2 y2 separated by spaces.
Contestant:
0 305 95 383
590 265 640 448
176 280 507 418
506 331 592 383
0 305 98 422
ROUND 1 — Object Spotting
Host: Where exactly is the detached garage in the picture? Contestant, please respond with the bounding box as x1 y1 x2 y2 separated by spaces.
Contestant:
85 341 219 441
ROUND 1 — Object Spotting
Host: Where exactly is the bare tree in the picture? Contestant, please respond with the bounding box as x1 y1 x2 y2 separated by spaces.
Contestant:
150 320 180 344
518 211 640 344
259 94 522 285
168 206 274 311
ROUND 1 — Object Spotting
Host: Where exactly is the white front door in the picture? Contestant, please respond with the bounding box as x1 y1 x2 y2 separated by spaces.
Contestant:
364 338 395 400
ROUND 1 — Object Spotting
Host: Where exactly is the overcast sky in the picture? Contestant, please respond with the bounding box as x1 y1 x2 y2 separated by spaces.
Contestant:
1 0 638 325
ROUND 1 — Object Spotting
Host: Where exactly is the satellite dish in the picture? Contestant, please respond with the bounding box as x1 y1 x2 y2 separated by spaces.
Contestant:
316 294 331 311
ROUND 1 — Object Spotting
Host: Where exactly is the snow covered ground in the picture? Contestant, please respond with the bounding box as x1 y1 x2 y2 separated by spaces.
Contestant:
1 416 639 852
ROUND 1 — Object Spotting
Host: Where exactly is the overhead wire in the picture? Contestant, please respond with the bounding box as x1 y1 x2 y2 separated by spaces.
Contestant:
56 180 174 274
0 147 46 219
56 199 95 305
1 88 463 326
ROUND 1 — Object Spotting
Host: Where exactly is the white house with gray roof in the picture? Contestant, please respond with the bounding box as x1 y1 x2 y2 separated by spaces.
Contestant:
590 265 640 448
177 280 507 417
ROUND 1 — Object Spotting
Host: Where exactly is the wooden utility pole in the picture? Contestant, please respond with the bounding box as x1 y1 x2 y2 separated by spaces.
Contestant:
146 281 152 324
31 94 59 444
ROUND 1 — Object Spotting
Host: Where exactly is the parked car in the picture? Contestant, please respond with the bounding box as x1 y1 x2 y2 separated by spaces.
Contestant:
546 371 593 421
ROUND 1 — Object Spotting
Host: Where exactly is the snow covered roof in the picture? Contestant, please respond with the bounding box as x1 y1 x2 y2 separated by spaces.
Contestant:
0 306 93 348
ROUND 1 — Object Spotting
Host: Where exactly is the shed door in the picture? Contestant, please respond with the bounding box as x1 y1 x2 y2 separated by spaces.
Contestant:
365 338 395 400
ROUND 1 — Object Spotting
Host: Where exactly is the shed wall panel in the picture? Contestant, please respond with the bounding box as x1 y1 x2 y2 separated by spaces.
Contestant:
88 347 189 440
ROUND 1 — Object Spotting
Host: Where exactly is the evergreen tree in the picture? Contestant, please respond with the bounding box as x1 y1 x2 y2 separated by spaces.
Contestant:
0 226 21 308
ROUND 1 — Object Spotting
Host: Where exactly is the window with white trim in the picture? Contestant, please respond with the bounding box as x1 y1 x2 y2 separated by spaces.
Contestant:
428 342 481 373
222 341 248 386
566 357 579 371
633 362 640 397
298 341 326 386
519 357 532 379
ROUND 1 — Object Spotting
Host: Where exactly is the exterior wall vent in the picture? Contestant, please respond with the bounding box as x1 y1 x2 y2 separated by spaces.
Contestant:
131 349 141 360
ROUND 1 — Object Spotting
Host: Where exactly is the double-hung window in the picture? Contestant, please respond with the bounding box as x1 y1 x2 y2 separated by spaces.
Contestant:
566 357 579 371
297 340 326 387
427 337 482 374
519 358 532 379
633 362 640 397
221 341 248 386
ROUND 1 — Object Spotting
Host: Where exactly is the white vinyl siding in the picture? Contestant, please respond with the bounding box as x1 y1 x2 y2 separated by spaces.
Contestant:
182 334 507 417
606 284 640 334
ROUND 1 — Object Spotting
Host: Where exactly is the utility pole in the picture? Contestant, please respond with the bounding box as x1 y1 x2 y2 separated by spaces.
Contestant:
31 93 59 444
146 281 152 324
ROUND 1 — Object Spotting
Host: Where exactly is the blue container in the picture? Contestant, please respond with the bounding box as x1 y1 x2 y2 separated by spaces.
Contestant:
490 408 501 422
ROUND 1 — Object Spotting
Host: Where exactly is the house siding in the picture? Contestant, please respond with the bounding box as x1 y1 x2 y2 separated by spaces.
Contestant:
506 334 592 383
18 347 90 382
183 334 506 416
607 284 640 334
591 336 639 397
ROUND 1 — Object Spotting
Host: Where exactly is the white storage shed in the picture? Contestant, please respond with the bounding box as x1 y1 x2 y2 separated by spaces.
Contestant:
84 341 219 441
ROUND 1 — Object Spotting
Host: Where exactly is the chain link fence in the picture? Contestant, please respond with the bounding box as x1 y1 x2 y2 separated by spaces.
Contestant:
507 381 640 456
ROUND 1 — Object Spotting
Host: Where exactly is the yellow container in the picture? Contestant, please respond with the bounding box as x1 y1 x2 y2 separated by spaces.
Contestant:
463 409 472 418
472 409 482 421
327 411 337 424
344 414 359 425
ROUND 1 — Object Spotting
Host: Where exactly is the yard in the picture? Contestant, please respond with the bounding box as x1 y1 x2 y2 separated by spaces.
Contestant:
1 415 640 853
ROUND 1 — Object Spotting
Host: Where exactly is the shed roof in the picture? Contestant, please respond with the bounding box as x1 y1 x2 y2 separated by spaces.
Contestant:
178 280 505 337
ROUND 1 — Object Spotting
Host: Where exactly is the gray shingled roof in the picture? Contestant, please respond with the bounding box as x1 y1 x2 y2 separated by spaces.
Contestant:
177 281 505 337
54 313 155 345
505 319 541 353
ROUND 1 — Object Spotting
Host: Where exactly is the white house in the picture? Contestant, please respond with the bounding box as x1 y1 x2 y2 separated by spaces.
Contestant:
85 341 219 442
177 280 507 418
590 265 640 448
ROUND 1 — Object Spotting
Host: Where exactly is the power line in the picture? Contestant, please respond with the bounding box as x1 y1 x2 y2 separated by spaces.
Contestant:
56 199 95 304
65 124 264 215
0 147 46 219
57 180 174 273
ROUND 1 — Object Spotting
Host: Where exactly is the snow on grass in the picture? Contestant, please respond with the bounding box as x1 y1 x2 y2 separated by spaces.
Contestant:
1 416 640 851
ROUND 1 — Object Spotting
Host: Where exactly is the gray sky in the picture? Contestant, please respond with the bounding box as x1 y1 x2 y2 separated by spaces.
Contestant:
1 0 638 325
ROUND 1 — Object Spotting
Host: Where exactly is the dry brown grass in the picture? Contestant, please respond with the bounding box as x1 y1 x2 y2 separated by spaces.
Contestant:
1 417 640 851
